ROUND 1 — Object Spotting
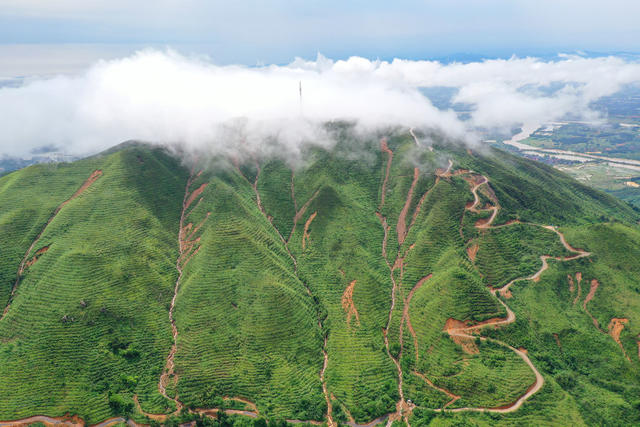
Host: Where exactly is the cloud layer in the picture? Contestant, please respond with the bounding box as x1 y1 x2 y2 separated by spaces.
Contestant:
1 50 639 158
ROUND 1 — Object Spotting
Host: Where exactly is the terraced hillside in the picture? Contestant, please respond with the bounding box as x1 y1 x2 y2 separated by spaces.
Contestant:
0 128 639 427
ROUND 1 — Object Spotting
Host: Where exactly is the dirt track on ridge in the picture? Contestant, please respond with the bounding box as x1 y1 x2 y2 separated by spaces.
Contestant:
374 138 448 426
2 170 103 321
158 169 210 414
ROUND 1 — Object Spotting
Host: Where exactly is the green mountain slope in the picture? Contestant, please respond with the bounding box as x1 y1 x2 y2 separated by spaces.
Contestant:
0 146 186 422
0 129 638 426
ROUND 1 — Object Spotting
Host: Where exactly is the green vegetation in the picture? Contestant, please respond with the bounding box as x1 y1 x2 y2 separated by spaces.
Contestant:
0 129 639 426
474 224 571 288
554 162 640 209
478 222 640 426
527 123 640 161
173 165 325 419
0 145 186 422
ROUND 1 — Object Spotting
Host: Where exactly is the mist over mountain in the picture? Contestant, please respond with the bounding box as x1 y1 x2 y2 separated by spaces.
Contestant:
2 2 640 426
1 50 639 163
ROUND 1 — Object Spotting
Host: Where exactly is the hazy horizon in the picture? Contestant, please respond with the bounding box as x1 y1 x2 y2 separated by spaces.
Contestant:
2 0 640 65
2 1 640 160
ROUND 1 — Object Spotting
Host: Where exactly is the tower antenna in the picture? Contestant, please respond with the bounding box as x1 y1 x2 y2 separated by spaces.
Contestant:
299 80 303 116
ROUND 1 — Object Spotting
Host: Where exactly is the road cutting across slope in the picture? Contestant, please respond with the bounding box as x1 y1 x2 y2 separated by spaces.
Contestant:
435 171 592 413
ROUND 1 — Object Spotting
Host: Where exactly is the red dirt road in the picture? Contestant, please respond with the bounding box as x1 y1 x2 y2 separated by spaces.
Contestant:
438 170 592 413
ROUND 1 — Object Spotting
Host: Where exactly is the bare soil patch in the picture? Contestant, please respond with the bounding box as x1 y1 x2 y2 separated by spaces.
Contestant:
573 273 582 305
184 183 207 210
583 279 603 331
341 280 360 328
24 245 50 269
397 168 419 245
553 333 562 349
302 211 317 250
467 244 479 262
583 279 599 309
444 318 479 354
608 318 631 361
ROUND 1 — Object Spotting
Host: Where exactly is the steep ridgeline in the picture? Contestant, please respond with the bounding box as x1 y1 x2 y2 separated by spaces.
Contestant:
0 146 187 423
0 130 639 427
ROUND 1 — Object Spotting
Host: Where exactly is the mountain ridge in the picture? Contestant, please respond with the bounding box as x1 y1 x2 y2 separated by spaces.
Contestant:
0 130 638 426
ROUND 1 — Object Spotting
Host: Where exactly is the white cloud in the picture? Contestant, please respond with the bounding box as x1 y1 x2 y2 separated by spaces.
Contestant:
1 50 639 158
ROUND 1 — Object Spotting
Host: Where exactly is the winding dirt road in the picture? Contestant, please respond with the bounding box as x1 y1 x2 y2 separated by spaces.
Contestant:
0 415 84 427
0 415 146 427
435 171 591 413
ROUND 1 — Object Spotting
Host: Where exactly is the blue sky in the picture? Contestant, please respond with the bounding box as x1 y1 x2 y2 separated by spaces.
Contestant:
1 0 639 64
